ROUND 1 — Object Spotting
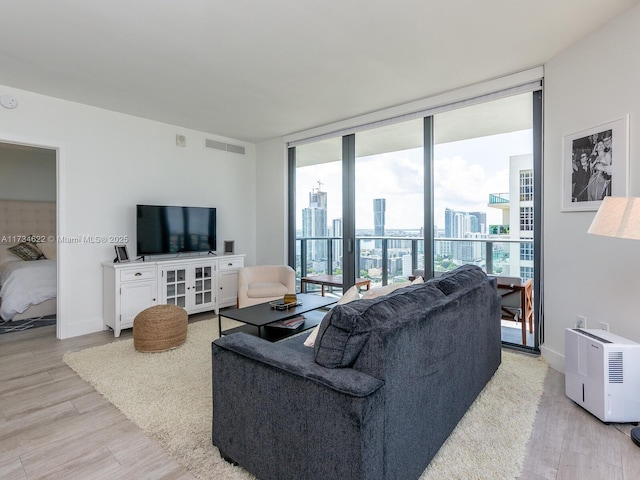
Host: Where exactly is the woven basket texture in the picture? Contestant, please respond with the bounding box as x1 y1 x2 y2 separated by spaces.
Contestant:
133 304 188 352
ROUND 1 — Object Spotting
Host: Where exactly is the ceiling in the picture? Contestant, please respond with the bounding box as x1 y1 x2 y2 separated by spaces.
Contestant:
0 0 638 144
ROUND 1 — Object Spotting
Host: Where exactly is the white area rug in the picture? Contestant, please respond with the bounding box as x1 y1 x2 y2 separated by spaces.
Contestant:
63 319 548 480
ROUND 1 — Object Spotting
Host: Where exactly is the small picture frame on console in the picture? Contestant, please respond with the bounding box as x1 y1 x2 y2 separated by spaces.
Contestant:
223 240 235 254
114 245 130 263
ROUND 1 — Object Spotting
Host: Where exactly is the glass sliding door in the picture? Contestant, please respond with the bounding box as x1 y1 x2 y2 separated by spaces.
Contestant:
294 138 343 295
432 92 539 350
354 119 424 288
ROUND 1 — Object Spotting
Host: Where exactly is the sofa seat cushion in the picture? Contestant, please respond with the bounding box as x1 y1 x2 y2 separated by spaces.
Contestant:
247 282 289 298
314 283 446 368
434 264 488 295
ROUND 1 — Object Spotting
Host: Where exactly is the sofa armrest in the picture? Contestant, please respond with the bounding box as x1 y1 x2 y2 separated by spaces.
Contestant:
212 333 383 397
212 333 385 480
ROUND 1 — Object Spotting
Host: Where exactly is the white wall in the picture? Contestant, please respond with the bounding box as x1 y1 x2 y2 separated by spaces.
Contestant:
255 138 288 264
0 85 256 338
542 6 640 371
0 145 56 201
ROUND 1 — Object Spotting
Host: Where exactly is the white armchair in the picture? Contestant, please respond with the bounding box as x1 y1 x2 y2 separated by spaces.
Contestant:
237 265 296 308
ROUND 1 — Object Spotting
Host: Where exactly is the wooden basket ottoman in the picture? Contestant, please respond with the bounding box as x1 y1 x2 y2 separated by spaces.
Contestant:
133 304 188 352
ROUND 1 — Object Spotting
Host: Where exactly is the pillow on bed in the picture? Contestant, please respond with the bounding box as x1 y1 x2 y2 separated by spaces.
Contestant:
37 241 57 260
0 245 22 264
7 242 45 261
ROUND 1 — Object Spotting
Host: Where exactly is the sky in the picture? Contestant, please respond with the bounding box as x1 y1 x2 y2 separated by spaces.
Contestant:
296 129 532 232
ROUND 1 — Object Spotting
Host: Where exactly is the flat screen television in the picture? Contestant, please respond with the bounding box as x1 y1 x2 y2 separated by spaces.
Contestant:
136 204 217 256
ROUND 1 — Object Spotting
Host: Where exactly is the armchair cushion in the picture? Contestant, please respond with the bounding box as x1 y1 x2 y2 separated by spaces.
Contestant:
237 265 296 308
246 282 289 299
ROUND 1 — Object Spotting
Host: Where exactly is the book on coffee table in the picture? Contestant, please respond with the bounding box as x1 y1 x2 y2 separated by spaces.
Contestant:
266 315 305 329
269 299 302 310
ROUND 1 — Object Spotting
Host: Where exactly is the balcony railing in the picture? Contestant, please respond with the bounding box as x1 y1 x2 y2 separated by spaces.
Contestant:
295 236 533 292
488 193 510 205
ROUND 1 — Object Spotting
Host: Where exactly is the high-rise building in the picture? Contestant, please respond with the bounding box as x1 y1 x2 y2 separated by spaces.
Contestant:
445 208 487 237
373 198 386 236
302 182 328 262
332 218 343 271
444 208 456 237
442 208 489 264
487 153 534 279
331 218 342 238
510 154 534 280
309 187 327 210
468 211 487 234
402 254 413 276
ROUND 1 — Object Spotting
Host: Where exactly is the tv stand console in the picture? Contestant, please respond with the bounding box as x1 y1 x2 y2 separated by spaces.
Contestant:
102 254 244 337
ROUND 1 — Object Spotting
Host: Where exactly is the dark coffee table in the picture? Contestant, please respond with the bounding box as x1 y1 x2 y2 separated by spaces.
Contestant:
218 293 337 342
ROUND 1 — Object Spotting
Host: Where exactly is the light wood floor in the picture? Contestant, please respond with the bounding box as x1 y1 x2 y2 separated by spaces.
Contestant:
1 325 639 479
0 325 194 480
520 362 640 479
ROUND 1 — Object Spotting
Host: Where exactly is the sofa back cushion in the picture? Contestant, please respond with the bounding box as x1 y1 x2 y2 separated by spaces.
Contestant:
303 285 361 348
360 281 410 299
313 283 446 368
434 264 488 295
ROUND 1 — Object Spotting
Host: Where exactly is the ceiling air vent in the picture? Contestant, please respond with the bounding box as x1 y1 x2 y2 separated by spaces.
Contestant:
205 139 245 155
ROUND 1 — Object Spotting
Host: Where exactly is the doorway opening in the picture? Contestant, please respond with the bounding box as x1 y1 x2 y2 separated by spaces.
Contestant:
0 141 58 335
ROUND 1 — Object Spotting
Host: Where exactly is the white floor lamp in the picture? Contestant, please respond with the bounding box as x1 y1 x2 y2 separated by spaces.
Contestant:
588 196 640 447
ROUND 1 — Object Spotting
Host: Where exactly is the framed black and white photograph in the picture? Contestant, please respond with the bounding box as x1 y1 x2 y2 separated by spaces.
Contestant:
562 116 628 211
223 240 235 254
114 244 130 263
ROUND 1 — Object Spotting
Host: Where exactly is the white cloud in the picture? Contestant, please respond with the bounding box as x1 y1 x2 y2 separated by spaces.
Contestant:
296 129 530 231
434 155 509 226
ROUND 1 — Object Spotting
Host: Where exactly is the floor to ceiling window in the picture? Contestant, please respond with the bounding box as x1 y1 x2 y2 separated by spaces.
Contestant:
354 119 424 288
289 86 542 351
432 92 539 349
293 137 343 293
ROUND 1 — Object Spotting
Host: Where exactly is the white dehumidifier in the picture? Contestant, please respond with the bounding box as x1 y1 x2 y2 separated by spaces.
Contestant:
565 328 640 423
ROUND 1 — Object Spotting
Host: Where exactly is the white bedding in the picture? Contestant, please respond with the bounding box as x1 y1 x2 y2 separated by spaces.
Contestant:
0 259 57 320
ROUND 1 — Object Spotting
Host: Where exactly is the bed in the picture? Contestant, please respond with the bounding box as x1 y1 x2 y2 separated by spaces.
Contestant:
0 200 57 321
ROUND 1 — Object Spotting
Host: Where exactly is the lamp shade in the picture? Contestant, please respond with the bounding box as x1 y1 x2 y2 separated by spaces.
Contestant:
587 196 640 240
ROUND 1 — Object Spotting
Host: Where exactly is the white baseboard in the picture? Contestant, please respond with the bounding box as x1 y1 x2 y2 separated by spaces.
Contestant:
540 344 565 374
59 317 105 339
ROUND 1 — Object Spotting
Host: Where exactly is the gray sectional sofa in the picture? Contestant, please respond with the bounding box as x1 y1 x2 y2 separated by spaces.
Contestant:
211 264 502 480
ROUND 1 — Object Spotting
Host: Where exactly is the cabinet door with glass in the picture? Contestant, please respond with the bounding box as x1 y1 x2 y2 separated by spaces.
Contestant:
161 265 188 309
190 262 217 313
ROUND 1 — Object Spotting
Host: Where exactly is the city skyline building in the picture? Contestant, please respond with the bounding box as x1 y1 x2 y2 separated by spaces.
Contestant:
444 208 486 238
373 198 386 236
332 218 343 272
302 182 328 262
